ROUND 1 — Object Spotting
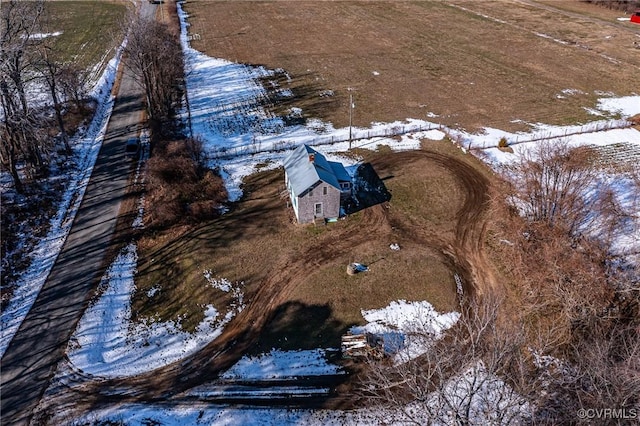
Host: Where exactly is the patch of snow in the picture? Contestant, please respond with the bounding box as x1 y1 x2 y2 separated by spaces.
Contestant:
67 244 245 378
146 286 160 298
352 300 460 363
132 128 149 229
372 70 380 76
202 270 243 303
418 361 531 425
584 107 605 116
21 31 63 40
289 107 303 117
389 243 400 251
221 349 343 380
561 88 586 96
70 404 384 426
189 385 332 398
597 96 640 116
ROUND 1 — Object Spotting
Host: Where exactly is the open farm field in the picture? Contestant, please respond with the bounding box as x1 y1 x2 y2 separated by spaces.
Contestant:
41 1 128 73
184 0 639 133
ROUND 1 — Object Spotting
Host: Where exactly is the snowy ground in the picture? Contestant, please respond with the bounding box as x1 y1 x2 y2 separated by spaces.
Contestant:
0 42 125 358
6 2 639 424
71 361 529 426
66 244 245 378
352 300 460 363
220 349 343 380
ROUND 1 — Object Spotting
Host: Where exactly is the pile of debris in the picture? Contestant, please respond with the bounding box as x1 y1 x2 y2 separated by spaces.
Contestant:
346 262 369 275
341 332 384 360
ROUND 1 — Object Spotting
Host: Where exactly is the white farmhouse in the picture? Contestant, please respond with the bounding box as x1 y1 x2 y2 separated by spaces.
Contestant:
283 145 351 224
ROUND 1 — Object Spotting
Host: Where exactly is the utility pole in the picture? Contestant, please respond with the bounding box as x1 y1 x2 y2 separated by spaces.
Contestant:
348 89 354 150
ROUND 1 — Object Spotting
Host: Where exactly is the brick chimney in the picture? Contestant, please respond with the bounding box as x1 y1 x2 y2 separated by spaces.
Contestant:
308 153 315 162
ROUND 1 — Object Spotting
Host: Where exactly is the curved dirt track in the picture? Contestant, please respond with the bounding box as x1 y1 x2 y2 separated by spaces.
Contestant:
39 148 496 417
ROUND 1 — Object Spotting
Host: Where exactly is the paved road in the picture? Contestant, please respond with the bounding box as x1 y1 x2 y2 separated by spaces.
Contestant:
0 3 155 425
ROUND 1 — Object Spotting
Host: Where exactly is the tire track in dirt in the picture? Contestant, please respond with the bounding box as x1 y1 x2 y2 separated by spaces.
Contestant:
372 150 495 297
45 148 496 414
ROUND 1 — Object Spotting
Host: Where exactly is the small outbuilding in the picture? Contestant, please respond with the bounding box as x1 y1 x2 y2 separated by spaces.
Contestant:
283 145 352 224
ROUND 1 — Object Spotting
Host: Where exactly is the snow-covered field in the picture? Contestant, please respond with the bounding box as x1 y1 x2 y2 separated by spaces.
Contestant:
4 2 638 424
0 42 125 358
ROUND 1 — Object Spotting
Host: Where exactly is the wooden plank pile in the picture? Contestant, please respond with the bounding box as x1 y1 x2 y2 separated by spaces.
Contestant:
341 333 384 360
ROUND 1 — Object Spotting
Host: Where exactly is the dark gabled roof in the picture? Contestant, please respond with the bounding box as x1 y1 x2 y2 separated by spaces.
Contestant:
283 145 349 195
329 161 351 183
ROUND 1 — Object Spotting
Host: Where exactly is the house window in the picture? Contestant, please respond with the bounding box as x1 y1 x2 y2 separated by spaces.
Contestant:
323 186 327 195
340 182 351 191
314 203 323 216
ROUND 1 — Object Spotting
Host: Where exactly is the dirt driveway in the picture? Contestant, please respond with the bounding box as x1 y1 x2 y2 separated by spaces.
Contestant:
35 144 497 420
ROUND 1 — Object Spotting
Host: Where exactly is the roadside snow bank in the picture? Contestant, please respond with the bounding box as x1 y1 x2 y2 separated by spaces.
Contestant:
67 244 244 378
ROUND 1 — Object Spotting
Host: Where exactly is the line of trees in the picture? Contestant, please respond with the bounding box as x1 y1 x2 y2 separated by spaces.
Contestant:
1 0 92 193
124 11 184 137
580 0 640 12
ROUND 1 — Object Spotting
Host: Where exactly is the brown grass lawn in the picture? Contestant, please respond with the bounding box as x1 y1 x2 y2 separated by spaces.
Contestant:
183 0 640 134
134 142 475 350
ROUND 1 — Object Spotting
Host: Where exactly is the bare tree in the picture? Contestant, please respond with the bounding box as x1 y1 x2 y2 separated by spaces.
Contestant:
57 63 90 113
359 297 534 426
530 320 640 425
124 12 183 128
0 0 47 189
34 43 70 155
502 140 618 239
0 0 44 115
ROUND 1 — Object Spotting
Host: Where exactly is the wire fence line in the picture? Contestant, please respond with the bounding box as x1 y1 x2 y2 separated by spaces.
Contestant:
203 117 633 161
206 122 442 161
469 118 633 150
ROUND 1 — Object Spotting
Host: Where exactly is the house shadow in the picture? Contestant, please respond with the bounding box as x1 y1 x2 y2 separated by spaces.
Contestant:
249 301 353 354
343 163 392 215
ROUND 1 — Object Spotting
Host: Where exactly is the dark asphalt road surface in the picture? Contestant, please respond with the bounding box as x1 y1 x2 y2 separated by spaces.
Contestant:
0 3 154 424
